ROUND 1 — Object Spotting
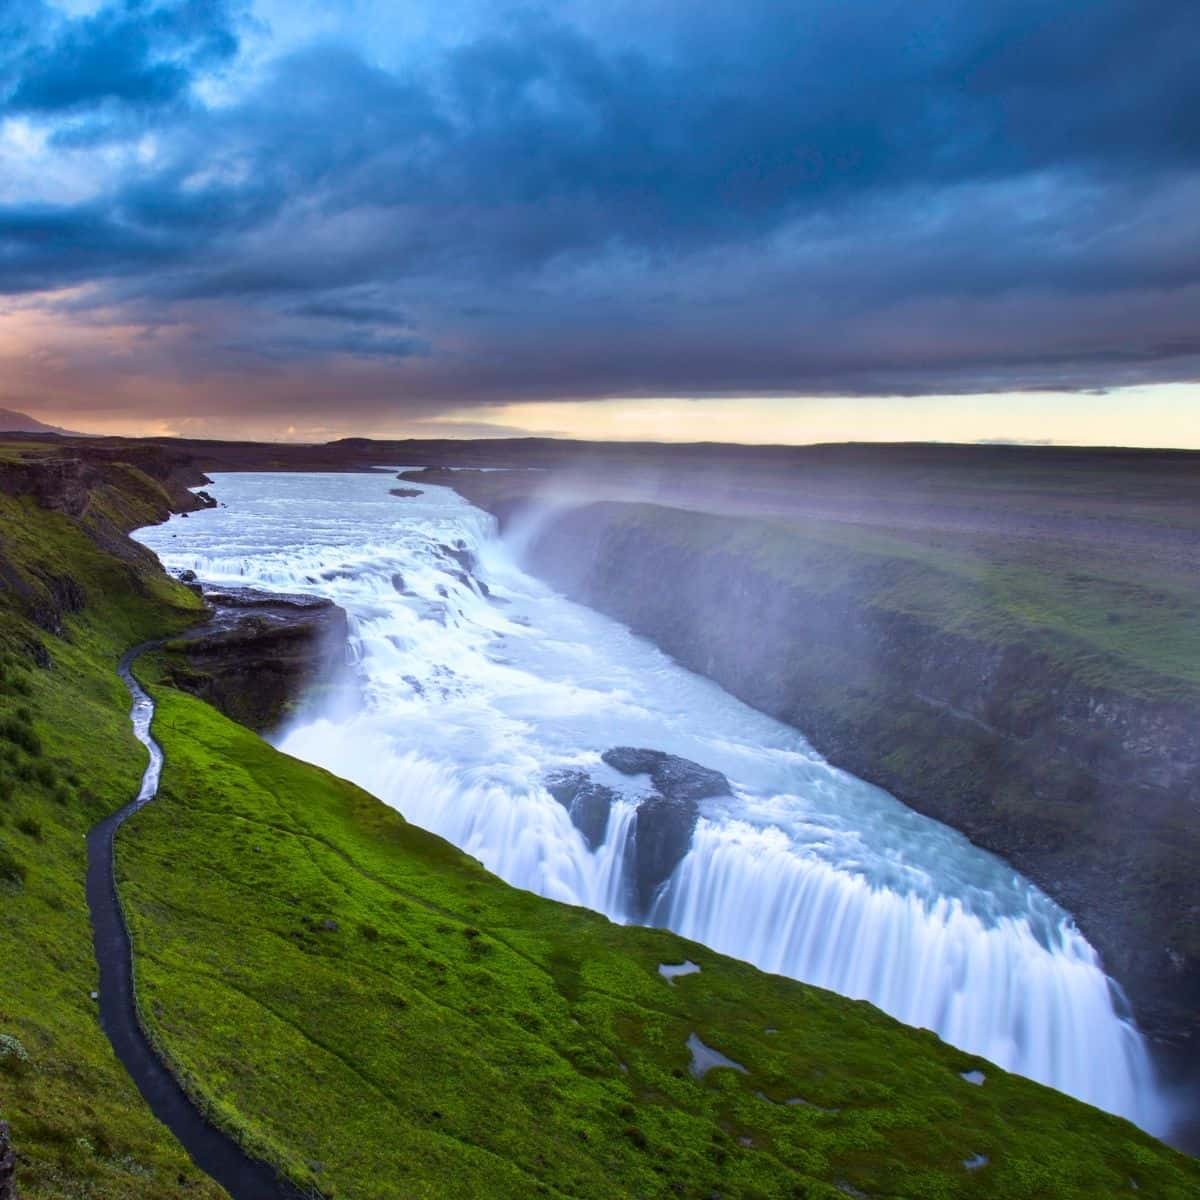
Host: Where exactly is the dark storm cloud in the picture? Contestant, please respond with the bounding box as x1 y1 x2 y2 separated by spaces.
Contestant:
2 0 243 117
289 300 415 328
2 0 1199 413
0 200 183 291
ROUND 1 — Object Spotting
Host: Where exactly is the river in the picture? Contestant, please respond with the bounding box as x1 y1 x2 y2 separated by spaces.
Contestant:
134 469 1167 1133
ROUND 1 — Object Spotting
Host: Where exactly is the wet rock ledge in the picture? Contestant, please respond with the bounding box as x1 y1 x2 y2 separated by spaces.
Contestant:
0 1119 18 1200
163 581 350 733
547 747 731 914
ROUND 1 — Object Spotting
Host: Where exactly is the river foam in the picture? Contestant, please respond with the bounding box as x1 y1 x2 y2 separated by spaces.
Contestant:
134 470 1168 1132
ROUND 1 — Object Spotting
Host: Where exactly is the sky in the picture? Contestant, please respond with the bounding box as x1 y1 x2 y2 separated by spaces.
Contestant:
1 0 1198 446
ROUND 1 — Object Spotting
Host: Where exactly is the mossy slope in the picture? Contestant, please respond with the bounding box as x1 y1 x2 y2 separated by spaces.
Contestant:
115 682 1199 1199
0 469 218 1198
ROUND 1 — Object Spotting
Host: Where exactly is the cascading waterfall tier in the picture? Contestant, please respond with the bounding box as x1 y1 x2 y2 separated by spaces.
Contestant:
134 470 1167 1133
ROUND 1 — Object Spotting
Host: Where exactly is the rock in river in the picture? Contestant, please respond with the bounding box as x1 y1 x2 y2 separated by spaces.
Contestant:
602 746 732 801
544 770 617 851
603 747 732 913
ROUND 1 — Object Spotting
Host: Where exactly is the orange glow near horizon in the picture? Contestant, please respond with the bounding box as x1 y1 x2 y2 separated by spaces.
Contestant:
10 385 1196 450
4 296 1197 449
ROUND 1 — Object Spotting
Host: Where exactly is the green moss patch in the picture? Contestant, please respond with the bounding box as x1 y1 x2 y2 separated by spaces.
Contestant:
0 489 221 1200
113 683 1199 1198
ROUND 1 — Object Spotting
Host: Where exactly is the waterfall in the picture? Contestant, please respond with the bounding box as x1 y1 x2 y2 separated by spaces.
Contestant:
656 819 1159 1119
134 469 1169 1135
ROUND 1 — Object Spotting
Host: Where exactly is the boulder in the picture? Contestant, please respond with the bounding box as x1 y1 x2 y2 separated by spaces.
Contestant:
602 747 731 801
545 770 616 850
0 1119 17 1200
630 791 700 914
602 747 732 913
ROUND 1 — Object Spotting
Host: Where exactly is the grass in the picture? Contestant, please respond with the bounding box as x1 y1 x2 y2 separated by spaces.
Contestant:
0 490 219 1200
598 503 1200 700
112 683 1198 1199
0 441 55 462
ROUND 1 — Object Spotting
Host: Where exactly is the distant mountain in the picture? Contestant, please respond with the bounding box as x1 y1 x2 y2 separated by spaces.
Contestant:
0 407 85 436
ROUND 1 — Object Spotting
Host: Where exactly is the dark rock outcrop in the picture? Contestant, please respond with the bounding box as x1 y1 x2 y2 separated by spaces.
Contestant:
30 571 85 634
604 747 731 913
432 542 490 596
629 790 699 914
433 541 468 568
390 488 423 499
544 770 616 850
0 559 85 637
602 747 731 801
0 1119 17 1200
163 586 350 733
546 750 729 910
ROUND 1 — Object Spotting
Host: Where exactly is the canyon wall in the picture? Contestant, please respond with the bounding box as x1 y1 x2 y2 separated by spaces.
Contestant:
440 475 1200 1065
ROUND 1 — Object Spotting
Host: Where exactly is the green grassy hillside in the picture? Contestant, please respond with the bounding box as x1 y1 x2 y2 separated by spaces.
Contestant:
634 505 1200 699
0 481 219 1199
113 682 1199 1198
1 445 1198 1198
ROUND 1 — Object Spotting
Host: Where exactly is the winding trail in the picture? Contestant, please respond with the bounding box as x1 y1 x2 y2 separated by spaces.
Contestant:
87 643 305 1200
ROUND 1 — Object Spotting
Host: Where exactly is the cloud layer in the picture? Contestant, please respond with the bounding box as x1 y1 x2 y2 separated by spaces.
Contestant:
1 0 1198 430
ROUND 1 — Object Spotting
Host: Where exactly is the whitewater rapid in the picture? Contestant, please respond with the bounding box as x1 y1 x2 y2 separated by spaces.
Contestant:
135 470 1166 1132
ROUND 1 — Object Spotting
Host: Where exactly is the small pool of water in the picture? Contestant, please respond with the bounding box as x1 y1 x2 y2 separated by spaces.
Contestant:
659 960 701 984
687 1033 748 1079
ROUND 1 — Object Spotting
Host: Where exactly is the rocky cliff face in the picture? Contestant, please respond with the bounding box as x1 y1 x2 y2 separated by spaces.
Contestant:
545 748 731 914
0 1119 18 1200
0 447 343 736
0 445 209 524
162 584 350 734
437 475 1200 1069
0 445 210 661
